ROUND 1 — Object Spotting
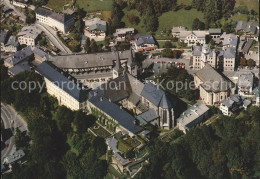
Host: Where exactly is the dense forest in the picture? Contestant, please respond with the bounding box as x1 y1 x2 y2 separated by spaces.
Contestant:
135 106 260 179
1 71 108 179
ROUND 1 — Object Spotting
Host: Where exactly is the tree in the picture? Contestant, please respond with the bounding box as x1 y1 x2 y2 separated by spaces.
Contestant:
128 14 140 25
163 41 173 48
192 18 205 30
240 57 247 67
92 137 107 157
144 14 158 32
90 39 98 53
161 48 173 58
247 58 255 67
14 129 30 149
84 37 91 53
53 106 74 134
173 50 182 58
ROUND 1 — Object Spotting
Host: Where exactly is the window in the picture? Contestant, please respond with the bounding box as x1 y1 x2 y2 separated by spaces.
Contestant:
163 110 167 124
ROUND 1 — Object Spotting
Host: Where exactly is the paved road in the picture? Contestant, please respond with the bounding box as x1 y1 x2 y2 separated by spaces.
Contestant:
35 22 72 54
2 0 72 54
1 103 28 163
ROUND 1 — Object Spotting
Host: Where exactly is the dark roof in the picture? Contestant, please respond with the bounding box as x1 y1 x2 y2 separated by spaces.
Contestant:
141 82 172 108
5 46 34 66
135 34 155 46
9 62 31 75
242 39 254 53
36 7 73 23
103 74 130 102
136 109 159 122
88 90 142 134
36 62 87 102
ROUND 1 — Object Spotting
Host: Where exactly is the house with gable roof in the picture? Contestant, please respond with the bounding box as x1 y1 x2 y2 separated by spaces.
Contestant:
179 30 209 47
134 34 157 52
84 18 106 41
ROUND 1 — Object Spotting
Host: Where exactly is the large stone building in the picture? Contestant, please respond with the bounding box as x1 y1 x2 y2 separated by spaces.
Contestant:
48 49 138 87
194 64 234 105
36 7 74 34
101 72 175 129
84 18 106 41
236 21 259 41
4 36 19 53
17 25 42 47
36 62 88 111
191 44 236 71
176 102 209 133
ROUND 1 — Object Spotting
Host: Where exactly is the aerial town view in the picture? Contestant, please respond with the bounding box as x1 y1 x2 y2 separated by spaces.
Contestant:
0 0 259 178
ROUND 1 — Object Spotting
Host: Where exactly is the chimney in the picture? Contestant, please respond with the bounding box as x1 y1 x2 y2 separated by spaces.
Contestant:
100 97 103 101
120 106 122 109
94 91 97 96
109 98 111 102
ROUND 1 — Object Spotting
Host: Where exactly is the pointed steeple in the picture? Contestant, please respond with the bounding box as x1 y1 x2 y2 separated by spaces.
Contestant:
113 50 124 73
127 49 136 67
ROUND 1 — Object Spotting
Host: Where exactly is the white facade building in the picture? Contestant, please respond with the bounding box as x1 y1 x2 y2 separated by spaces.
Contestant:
36 7 74 34
17 25 42 47
179 30 208 47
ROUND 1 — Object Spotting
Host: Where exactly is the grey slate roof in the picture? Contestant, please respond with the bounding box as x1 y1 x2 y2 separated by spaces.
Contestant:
180 30 208 40
238 72 254 89
5 36 19 47
36 62 88 102
17 25 42 39
241 39 254 53
195 64 233 92
245 22 257 34
85 18 107 32
136 109 159 122
88 90 142 134
49 50 134 69
141 82 172 108
171 26 187 33
220 32 238 47
236 21 247 31
192 46 202 56
177 102 209 127
36 7 73 23
221 94 251 108
9 61 31 75
5 46 34 66
5 46 47 66
209 28 221 34
223 47 236 58
135 34 155 46
103 74 130 102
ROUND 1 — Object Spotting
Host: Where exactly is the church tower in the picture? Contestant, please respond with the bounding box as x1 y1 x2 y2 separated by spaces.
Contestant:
127 49 138 77
113 51 124 79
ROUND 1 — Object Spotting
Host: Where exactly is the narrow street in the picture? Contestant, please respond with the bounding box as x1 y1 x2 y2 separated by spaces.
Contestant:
1 103 28 163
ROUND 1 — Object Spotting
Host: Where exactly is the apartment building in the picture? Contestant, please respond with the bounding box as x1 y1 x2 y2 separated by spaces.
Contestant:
36 62 88 111
17 25 42 46
36 7 74 34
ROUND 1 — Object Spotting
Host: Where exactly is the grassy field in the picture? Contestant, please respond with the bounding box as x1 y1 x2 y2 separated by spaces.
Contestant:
77 0 113 12
90 123 111 138
235 0 259 13
122 9 146 34
157 9 204 31
122 8 204 39
46 0 113 12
